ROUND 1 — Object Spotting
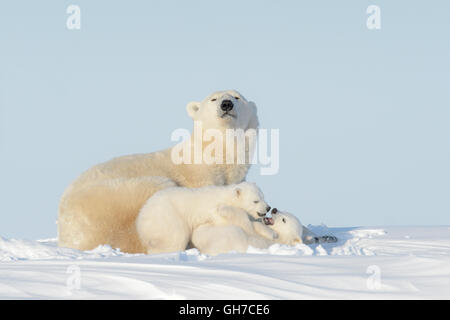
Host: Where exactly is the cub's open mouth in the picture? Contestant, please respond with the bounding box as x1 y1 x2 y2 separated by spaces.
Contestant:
263 217 274 225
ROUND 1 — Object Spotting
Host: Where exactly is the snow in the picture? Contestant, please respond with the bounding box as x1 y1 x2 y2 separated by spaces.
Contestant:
1 226 450 299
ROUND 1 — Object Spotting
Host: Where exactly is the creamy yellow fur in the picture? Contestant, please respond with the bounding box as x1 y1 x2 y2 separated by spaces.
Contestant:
58 90 259 252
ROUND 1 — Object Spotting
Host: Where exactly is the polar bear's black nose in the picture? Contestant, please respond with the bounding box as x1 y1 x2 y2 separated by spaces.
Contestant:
221 100 234 112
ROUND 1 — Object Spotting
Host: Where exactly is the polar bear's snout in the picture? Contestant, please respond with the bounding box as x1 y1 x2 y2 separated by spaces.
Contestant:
257 205 271 217
263 217 274 225
220 99 237 119
221 99 234 112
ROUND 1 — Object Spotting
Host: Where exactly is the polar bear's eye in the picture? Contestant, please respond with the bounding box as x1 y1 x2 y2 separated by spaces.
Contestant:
234 96 240 100
253 200 259 204
211 98 217 102
282 218 286 223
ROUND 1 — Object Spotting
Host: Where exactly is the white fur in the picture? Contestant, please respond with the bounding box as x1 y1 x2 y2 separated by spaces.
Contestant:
136 182 271 254
58 90 259 252
191 210 305 256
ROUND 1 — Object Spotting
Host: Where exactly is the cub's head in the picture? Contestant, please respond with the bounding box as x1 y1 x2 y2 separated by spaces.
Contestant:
264 208 303 245
232 182 271 219
186 90 258 131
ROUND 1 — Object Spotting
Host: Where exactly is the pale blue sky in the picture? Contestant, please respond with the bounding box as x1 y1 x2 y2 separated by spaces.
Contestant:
1 1 449 239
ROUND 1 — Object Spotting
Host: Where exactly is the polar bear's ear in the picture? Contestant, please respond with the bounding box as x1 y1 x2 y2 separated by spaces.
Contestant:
245 101 259 131
186 101 201 120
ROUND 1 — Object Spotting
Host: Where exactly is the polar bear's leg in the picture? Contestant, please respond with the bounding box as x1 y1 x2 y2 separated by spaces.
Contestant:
140 211 191 254
252 221 278 240
192 225 249 255
145 231 191 254
136 198 192 254
58 176 177 253
216 206 256 236
246 234 273 249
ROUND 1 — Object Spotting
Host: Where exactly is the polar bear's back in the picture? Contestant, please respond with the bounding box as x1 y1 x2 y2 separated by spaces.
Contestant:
71 150 173 187
140 184 231 222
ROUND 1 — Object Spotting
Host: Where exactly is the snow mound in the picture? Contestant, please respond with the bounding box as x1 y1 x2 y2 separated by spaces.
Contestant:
0 225 347 261
349 229 387 238
3 225 450 262
1 226 450 299
0 237 139 262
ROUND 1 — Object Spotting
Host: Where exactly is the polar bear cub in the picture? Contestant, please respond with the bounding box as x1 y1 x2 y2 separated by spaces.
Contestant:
191 209 305 255
136 182 273 254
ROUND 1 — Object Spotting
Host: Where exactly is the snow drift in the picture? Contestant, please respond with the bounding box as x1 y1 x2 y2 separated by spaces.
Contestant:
1 226 450 299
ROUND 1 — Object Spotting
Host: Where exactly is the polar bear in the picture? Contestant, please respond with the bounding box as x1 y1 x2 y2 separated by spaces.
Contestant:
191 209 305 255
136 182 274 254
58 90 259 253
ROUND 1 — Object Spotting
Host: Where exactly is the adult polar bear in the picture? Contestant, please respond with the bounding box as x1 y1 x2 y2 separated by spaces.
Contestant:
58 90 259 253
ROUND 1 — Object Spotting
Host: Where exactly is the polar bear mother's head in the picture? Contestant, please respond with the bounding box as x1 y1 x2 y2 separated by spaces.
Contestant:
186 90 259 131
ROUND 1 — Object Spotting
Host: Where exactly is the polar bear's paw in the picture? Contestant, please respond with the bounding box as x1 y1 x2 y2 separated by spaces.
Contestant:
313 235 338 243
